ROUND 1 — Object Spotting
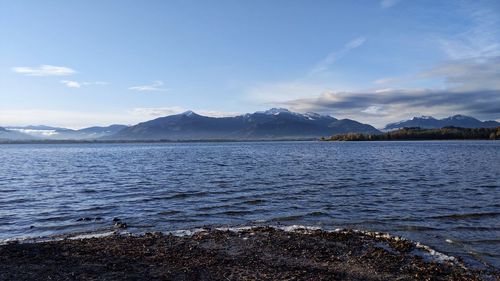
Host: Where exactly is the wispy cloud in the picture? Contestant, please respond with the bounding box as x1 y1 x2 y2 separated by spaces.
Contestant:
85 81 108 86
129 81 169 92
243 2 500 127
12 65 76 76
60 80 108 88
437 3 500 60
60 80 81 88
380 0 400 9
131 106 185 117
246 37 366 105
419 56 500 91
309 37 366 75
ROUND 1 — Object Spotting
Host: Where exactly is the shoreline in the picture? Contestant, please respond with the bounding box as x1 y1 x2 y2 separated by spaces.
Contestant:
1 226 497 280
0 139 319 145
322 127 500 141
1 139 498 145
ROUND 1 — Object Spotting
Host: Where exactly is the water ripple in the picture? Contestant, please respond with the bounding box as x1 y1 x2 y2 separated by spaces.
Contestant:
0 141 498 268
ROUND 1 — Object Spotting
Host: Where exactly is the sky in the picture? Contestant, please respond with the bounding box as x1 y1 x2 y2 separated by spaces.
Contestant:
0 0 499 128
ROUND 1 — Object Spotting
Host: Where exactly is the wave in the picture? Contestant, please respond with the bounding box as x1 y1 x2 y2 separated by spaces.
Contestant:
242 199 266 205
157 210 182 215
163 191 210 200
216 210 254 216
196 203 242 211
451 238 500 245
451 226 500 231
431 212 500 220
269 211 330 222
138 191 210 203
392 225 442 231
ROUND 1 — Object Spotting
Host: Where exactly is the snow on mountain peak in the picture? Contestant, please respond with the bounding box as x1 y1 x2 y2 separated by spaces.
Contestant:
304 112 321 118
259 108 292 115
181 110 196 116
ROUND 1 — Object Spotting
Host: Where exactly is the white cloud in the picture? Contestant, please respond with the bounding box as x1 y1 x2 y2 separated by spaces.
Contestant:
87 81 108 85
362 105 388 116
374 88 396 93
129 81 169 92
60 80 81 88
309 37 366 75
131 106 185 117
380 0 400 9
12 65 76 76
60 80 109 88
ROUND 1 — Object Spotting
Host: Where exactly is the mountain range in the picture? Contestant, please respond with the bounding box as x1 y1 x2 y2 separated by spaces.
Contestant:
384 115 500 131
0 126 35 140
1 110 499 141
109 108 380 140
3 125 128 140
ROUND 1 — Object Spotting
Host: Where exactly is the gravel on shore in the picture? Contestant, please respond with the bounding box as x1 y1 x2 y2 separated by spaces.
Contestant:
0 226 497 281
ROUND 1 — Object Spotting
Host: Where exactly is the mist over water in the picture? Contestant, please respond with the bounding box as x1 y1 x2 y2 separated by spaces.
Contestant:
0 141 499 268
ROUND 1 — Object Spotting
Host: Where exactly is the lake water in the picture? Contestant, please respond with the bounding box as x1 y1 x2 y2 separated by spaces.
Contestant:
0 141 499 268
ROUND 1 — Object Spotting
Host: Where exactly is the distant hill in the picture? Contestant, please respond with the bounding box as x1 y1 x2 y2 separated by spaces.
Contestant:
0 127 34 140
6 124 128 140
384 115 500 131
5 112 498 142
109 108 381 140
71 125 129 139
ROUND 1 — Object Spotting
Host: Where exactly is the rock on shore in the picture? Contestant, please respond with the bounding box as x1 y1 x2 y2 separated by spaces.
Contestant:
0 227 496 280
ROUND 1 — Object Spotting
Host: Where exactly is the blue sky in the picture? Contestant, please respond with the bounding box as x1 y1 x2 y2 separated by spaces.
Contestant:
1 0 499 128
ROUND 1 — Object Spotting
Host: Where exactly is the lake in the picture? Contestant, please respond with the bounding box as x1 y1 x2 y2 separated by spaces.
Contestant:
0 141 498 268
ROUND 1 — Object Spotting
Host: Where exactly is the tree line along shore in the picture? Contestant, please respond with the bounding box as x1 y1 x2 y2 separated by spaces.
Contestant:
322 127 500 141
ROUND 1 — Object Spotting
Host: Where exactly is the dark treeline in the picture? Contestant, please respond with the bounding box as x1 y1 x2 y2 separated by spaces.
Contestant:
322 127 500 141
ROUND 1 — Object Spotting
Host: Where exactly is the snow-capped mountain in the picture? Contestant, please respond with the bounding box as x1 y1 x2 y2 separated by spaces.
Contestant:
384 115 500 130
109 108 380 140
